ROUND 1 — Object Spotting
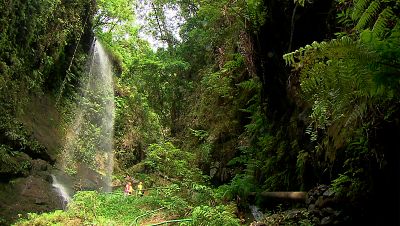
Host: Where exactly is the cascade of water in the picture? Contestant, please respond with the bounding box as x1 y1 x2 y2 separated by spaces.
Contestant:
51 174 72 209
59 38 115 194
91 39 115 192
249 205 264 222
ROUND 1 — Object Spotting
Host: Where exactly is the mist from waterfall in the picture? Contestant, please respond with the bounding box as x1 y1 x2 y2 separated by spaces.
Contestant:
90 39 115 193
56 38 115 197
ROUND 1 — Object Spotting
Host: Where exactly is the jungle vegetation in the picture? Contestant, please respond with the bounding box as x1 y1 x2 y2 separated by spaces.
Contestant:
0 0 399 225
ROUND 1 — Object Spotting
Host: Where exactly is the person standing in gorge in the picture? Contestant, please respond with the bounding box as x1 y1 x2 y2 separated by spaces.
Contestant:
137 181 144 197
124 181 133 196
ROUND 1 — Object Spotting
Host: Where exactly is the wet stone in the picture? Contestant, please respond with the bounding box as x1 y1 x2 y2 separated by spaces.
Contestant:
321 216 332 225
323 188 335 197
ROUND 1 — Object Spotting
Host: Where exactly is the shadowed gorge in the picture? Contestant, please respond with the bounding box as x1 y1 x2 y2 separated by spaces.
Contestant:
1 0 399 225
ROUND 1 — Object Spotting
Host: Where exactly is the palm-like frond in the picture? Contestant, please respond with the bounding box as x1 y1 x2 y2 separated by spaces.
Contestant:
351 0 373 21
356 0 381 30
372 7 395 38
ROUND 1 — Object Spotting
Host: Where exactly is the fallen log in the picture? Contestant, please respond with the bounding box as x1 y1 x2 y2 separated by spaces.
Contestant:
249 191 306 202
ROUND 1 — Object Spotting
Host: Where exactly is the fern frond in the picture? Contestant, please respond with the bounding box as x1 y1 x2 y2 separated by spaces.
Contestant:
345 102 367 127
237 78 260 91
372 7 394 38
294 0 305 7
356 0 381 31
351 0 373 21
283 52 296 65
283 40 330 66
330 36 354 47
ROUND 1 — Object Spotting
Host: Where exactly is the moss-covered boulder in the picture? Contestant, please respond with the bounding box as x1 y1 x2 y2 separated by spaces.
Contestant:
0 160 62 225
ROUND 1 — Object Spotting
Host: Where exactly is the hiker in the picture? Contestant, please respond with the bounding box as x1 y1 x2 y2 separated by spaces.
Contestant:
137 181 144 196
124 182 133 196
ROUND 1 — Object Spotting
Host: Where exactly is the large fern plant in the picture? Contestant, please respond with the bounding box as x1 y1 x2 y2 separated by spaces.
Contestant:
283 0 400 162
346 0 399 38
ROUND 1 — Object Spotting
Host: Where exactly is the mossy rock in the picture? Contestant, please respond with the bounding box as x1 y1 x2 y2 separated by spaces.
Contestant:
0 145 31 178
128 162 146 173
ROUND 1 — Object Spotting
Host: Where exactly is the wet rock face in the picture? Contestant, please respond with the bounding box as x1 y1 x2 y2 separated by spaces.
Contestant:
0 160 62 225
261 208 317 225
306 184 348 225
259 185 351 225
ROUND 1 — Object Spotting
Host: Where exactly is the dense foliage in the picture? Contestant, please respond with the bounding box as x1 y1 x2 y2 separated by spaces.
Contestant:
0 0 95 180
1 0 399 225
0 0 97 224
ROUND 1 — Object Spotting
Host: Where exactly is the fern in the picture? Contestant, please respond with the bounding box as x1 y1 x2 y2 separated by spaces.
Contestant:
345 102 367 127
372 7 395 38
351 0 373 21
296 150 308 179
283 26 399 146
295 0 306 7
281 0 400 194
283 40 328 66
352 0 399 37
356 0 381 31
236 78 260 91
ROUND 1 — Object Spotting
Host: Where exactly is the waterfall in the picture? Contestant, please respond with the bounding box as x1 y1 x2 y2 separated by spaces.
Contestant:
58 38 115 195
51 174 72 209
249 205 264 222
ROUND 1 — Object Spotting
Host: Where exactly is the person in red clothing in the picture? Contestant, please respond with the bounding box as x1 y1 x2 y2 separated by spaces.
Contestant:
124 181 133 196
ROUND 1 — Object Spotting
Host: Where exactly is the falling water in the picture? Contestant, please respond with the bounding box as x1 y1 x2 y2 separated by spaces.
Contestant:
249 205 264 222
57 38 115 195
51 174 72 209
89 39 115 192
